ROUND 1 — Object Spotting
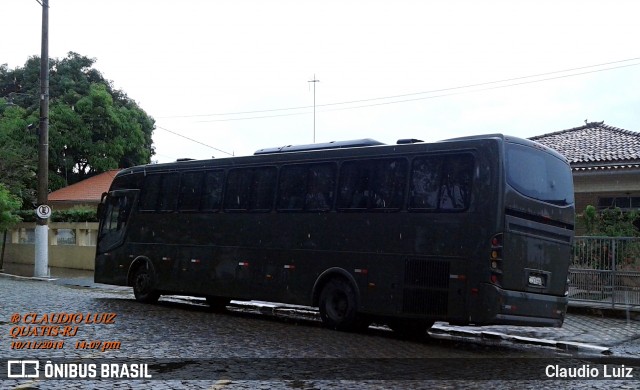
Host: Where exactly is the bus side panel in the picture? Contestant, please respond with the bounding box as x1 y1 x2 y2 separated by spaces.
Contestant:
474 283 567 327
95 249 129 286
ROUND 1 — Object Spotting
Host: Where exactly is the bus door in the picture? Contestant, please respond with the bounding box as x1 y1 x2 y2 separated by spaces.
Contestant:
95 190 138 285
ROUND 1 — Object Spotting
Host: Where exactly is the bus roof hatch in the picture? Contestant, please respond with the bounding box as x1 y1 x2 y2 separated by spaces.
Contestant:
254 138 385 155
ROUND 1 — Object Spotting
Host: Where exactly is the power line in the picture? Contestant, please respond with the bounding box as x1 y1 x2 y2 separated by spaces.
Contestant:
192 110 309 123
157 57 640 120
318 62 640 114
155 125 234 156
154 57 640 153
184 60 640 123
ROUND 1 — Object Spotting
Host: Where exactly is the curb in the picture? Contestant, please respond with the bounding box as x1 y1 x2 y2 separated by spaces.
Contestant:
0 271 57 282
428 327 611 355
567 304 640 320
236 301 614 355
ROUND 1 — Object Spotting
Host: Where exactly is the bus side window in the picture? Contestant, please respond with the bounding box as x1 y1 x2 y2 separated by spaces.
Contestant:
250 167 276 210
305 164 335 211
224 167 276 211
278 163 336 212
371 159 407 210
158 173 180 211
410 157 441 210
338 159 405 211
338 161 369 209
140 175 161 211
225 169 251 210
201 170 224 211
139 173 179 212
179 171 204 211
278 165 307 211
439 154 474 210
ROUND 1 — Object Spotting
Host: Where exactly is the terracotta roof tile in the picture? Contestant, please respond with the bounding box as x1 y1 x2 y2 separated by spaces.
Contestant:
48 170 120 202
530 122 640 170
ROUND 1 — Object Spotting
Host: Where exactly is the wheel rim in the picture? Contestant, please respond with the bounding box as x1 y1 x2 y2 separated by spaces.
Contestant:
135 272 150 293
327 290 348 320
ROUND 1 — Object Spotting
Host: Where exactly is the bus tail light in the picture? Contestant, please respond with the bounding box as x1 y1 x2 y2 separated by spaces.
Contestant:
489 234 503 286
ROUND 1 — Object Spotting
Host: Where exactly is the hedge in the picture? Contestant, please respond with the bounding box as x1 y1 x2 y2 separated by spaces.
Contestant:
16 208 98 223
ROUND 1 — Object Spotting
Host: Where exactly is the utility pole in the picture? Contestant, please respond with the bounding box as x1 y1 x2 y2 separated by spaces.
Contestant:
308 75 319 143
34 0 50 278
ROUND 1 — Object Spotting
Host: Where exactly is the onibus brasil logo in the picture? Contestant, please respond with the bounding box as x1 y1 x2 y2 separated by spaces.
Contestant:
6 360 151 379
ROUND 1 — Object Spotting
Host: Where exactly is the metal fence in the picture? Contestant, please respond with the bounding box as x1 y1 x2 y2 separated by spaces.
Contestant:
569 236 640 308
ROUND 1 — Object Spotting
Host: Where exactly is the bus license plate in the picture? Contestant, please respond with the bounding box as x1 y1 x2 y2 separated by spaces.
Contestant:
528 274 545 287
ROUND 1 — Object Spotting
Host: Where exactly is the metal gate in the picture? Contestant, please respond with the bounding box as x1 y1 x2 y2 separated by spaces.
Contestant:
569 236 640 308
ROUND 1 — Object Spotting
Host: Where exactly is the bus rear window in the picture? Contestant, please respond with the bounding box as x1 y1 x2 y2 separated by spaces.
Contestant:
506 143 574 206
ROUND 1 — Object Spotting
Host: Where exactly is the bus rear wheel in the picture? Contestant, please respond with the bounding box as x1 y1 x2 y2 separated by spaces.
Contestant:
132 266 160 304
319 278 369 331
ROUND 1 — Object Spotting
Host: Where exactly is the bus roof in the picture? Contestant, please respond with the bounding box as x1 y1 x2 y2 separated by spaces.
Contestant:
254 138 385 155
116 133 570 179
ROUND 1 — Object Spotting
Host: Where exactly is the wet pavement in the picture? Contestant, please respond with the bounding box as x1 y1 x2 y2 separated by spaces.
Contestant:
2 262 640 389
3 262 640 355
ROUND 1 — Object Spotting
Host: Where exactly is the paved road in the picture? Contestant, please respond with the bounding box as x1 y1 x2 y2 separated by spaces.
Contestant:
1 272 639 389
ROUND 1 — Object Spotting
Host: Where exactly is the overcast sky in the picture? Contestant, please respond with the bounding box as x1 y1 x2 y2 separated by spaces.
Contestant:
2 0 639 163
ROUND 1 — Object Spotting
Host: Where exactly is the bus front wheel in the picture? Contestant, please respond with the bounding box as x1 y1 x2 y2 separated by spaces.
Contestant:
319 278 369 331
132 266 160 304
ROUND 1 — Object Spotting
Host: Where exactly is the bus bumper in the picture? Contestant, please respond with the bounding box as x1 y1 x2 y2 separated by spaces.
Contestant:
472 283 568 327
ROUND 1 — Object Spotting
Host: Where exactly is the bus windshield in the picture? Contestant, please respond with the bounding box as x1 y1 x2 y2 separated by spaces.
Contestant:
505 142 574 206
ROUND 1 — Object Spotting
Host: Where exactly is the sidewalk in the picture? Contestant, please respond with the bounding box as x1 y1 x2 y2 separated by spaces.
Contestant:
2 263 640 355
0 262 124 291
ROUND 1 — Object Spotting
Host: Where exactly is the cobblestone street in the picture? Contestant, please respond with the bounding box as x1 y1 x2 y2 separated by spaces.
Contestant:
1 273 639 389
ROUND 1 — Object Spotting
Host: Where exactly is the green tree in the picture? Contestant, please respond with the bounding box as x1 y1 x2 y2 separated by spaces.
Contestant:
0 104 38 206
579 205 640 237
598 208 639 237
0 52 155 205
0 184 22 232
581 205 598 235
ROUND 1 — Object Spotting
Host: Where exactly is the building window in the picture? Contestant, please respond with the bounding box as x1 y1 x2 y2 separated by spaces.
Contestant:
598 196 640 210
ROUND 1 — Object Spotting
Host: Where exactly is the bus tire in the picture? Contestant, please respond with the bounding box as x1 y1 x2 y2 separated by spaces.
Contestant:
132 265 160 304
206 296 230 312
319 278 369 331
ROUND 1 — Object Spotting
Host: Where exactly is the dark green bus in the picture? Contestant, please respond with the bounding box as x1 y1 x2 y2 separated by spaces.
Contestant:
95 134 575 335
